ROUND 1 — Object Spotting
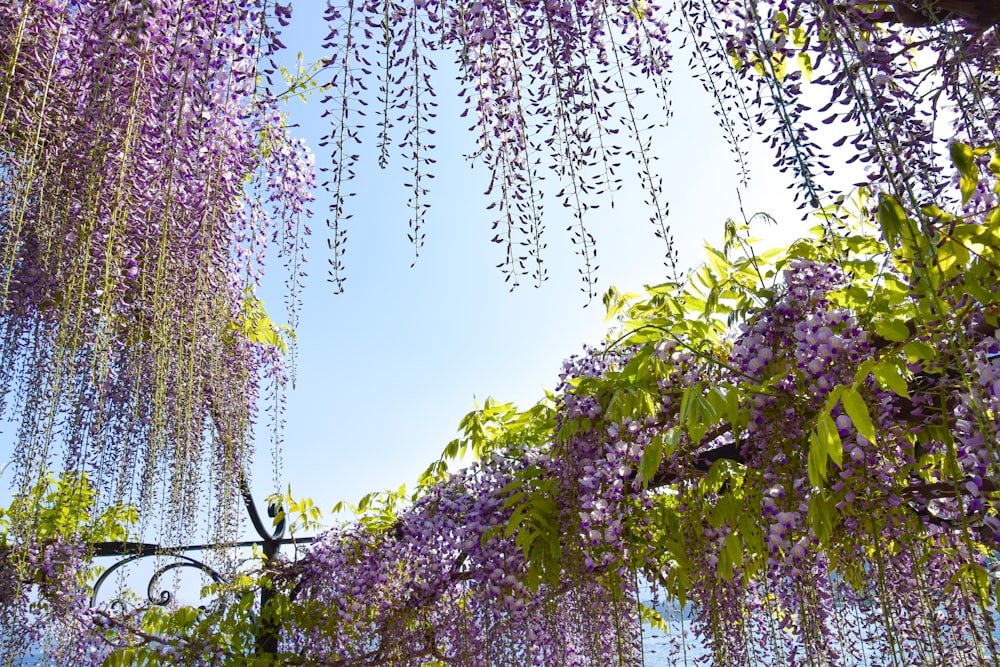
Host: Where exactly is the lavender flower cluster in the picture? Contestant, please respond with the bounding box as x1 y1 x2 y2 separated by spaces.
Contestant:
284 447 641 666
0 0 313 543
704 0 1000 216
320 0 677 295
317 0 1000 297
0 534 90 663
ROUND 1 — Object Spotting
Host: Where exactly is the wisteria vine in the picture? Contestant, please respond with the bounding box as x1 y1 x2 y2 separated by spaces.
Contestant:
3 0 1000 666
0 0 314 604
29 172 1000 666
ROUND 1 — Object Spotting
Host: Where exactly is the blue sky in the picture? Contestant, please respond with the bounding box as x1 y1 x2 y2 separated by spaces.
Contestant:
245 4 826 526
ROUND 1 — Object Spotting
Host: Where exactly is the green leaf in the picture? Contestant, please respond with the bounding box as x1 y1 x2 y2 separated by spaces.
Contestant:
639 436 664 486
989 150 1000 178
808 432 827 487
625 327 664 345
903 340 937 363
619 344 654 381
842 388 876 444
797 51 813 81
818 412 843 467
935 238 970 273
950 142 979 205
602 286 639 322
873 318 910 343
949 563 992 604
792 25 807 47
726 385 742 432
822 385 846 417
873 360 910 399
720 531 743 580
639 603 669 632
877 194 906 249
852 358 876 389
808 492 836 545
704 243 730 276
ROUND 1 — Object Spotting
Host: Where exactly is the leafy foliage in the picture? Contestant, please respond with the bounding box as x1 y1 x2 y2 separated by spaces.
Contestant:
74 149 1000 665
0 472 136 663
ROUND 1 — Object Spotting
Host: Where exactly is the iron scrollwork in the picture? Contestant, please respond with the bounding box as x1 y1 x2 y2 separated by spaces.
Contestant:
90 546 226 608
90 474 313 655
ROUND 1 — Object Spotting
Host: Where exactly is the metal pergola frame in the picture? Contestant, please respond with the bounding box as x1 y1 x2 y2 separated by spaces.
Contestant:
90 477 315 655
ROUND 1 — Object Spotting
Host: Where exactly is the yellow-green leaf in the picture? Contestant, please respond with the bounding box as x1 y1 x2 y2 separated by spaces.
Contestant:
818 412 843 467
808 432 827 487
877 194 906 249
639 437 664 486
808 492 836 545
903 340 937 363
874 318 910 343
950 142 979 205
873 361 910 399
842 388 876 444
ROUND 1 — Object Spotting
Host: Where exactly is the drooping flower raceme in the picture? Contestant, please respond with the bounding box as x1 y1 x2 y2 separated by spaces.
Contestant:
0 1 312 552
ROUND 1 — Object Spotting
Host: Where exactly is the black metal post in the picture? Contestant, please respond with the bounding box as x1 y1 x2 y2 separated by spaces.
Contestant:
239 476 286 656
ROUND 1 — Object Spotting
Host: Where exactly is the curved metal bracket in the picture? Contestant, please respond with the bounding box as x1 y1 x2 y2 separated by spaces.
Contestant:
240 474 286 560
91 550 224 607
146 557 225 606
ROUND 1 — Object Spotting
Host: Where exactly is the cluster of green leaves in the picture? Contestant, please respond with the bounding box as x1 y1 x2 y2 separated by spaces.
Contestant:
333 483 409 535
275 51 331 105
233 289 296 355
0 473 139 666
735 10 814 83
0 471 137 575
480 142 1000 616
264 486 323 537
418 396 558 489
0 473 129 542
496 465 561 592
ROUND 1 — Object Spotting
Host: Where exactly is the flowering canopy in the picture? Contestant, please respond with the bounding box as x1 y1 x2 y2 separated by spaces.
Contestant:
2 0 1000 665
318 0 1000 294
48 179 1000 665
0 1 313 530
269 180 1000 666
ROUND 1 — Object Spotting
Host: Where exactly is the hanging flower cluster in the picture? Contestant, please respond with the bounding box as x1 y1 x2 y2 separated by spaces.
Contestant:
0 533 90 660
694 0 1000 215
279 450 641 666
0 0 313 545
321 0 677 295
316 0 1000 297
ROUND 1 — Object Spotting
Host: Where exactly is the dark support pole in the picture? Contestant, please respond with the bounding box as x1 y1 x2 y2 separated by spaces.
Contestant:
240 477 286 657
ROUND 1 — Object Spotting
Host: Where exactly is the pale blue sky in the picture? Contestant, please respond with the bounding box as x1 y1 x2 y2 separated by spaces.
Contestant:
247 4 829 524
